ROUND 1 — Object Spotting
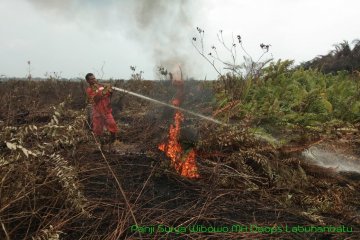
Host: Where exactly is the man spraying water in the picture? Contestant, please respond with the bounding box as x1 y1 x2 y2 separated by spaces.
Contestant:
85 73 119 151
84 72 224 153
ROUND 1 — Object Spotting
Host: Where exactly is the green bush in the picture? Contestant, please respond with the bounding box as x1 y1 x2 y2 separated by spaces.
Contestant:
214 60 360 127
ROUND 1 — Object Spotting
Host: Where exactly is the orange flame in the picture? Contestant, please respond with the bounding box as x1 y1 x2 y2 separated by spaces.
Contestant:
158 104 199 179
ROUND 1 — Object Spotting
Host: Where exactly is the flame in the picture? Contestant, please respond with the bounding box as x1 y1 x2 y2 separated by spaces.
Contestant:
158 105 199 179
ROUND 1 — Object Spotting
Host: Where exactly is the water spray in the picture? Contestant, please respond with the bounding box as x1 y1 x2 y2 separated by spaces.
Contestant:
111 86 226 125
303 146 360 174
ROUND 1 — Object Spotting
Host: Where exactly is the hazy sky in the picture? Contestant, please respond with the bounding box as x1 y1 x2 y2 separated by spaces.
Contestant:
0 0 359 80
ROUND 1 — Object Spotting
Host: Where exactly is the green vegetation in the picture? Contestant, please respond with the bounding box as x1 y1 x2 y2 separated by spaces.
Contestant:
191 29 359 133
213 60 360 130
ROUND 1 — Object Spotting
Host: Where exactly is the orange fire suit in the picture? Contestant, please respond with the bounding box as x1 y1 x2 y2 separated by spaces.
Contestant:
86 84 118 136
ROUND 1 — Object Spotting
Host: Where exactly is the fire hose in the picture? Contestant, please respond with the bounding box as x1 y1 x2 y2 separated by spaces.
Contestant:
111 86 226 125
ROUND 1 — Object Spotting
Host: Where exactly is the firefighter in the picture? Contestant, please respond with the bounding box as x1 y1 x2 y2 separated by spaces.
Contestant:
85 73 119 150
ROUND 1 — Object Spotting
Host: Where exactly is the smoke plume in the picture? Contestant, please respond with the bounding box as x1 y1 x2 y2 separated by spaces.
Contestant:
27 0 202 78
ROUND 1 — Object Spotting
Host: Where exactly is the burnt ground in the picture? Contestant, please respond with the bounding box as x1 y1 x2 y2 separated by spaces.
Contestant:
0 79 359 240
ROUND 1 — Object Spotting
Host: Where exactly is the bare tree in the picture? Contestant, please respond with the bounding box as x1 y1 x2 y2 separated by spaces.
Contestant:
192 27 272 80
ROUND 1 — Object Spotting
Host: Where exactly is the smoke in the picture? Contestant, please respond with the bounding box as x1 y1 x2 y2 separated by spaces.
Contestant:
130 0 200 78
27 0 203 78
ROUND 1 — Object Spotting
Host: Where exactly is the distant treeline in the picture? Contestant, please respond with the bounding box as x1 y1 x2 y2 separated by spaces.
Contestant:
301 40 360 74
0 77 127 82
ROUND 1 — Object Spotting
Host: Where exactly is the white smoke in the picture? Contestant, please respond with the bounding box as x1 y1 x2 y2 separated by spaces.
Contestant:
26 0 204 78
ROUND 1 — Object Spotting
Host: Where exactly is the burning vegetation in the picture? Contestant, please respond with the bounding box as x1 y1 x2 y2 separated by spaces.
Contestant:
158 76 199 179
158 98 199 179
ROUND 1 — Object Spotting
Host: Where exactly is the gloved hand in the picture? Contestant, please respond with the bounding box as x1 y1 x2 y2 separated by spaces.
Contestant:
94 84 104 93
102 84 112 95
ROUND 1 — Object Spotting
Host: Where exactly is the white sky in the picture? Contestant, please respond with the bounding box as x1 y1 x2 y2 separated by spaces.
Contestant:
0 0 359 80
